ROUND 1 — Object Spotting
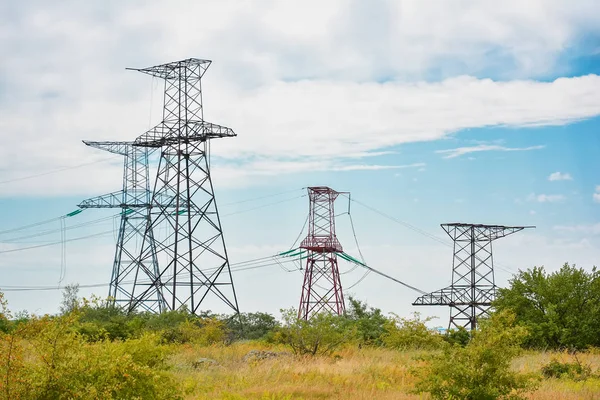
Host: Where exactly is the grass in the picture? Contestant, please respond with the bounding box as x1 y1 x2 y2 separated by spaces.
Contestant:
165 343 600 399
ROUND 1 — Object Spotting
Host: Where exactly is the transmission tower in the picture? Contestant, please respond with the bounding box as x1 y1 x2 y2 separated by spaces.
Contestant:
298 186 348 320
78 141 163 312
413 223 534 330
127 58 240 316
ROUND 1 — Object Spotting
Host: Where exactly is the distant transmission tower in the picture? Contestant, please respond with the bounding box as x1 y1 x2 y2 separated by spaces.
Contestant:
78 141 162 312
128 58 240 316
413 223 534 330
298 186 348 320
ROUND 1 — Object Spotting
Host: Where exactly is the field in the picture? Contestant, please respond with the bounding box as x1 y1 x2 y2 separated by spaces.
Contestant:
167 342 600 399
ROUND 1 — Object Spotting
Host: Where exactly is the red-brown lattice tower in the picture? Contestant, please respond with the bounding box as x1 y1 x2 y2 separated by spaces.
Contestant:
298 186 347 320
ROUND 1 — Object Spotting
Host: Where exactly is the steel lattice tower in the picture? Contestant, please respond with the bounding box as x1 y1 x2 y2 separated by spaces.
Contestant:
78 141 162 312
127 58 240 316
413 223 533 330
298 186 348 320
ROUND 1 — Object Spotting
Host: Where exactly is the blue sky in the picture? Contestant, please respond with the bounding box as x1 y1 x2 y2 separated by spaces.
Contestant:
0 1 599 326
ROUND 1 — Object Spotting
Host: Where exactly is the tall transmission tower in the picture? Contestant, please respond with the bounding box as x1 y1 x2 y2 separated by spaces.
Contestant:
78 141 163 312
412 223 534 330
127 58 240 316
298 186 348 320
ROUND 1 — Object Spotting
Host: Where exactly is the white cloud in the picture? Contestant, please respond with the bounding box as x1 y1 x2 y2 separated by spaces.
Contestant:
548 171 573 181
527 193 566 203
1 2 600 196
436 144 545 159
554 223 600 235
594 186 600 203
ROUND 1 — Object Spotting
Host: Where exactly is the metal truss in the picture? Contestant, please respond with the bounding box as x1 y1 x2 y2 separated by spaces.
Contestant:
298 187 348 320
78 141 163 312
127 58 240 316
413 223 534 330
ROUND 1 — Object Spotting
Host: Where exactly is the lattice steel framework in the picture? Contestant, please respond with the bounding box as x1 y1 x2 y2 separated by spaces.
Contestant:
78 141 162 312
413 223 534 330
128 58 240 316
298 186 348 320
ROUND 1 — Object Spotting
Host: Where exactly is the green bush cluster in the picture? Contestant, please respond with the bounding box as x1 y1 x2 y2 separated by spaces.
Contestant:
494 263 600 350
541 357 594 381
0 313 181 400
412 310 539 400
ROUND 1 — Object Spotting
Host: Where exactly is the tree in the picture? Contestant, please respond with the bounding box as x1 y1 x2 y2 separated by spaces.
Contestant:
493 263 600 350
345 296 388 346
274 308 357 356
223 311 280 341
59 283 80 315
381 312 443 350
412 310 538 400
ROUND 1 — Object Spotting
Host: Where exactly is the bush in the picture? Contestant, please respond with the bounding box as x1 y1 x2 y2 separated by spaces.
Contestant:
0 312 181 400
443 326 471 347
412 310 539 400
274 308 357 356
222 312 280 341
541 357 593 381
494 263 600 350
345 296 389 346
381 312 443 350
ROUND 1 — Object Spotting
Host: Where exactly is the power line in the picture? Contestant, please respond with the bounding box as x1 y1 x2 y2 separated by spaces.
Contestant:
220 188 304 207
0 156 120 185
0 229 114 255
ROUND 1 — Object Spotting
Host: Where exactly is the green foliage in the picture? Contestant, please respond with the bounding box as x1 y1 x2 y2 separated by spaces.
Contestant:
59 283 80 315
443 326 471 347
0 311 181 400
76 297 136 341
274 308 357 356
494 263 600 350
0 293 10 334
412 310 539 400
223 311 280 341
541 356 593 381
381 312 443 350
345 296 388 346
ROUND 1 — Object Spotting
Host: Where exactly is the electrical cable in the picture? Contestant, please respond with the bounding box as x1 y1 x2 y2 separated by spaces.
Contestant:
347 196 519 274
0 214 117 243
289 215 308 250
220 194 305 218
220 188 305 207
0 156 120 186
0 229 114 255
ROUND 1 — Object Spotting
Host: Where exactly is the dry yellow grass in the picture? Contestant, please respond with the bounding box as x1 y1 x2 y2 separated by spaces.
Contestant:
166 343 600 399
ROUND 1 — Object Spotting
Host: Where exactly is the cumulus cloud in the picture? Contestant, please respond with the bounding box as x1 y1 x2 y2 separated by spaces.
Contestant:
548 172 573 181
594 186 600 203
436 144 545 159
1 1 600 196
554 223 600 235
527 193 566 203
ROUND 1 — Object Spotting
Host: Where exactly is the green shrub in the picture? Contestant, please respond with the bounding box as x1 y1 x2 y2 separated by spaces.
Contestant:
274 308 357 356
381 312 443 350
0 313 181 400
443 326 471 347
412 310 539 400
222 311 280 341
541 357 593 381
493 263 600 350
345 296 389 346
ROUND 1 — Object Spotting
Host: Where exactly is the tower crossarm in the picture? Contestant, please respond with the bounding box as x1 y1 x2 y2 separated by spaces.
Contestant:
79 191 177 209
441 223 535 241
133 121 236 147
126 58 212 80
83 140 134 156
413 286 495 307
78 191 128 208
